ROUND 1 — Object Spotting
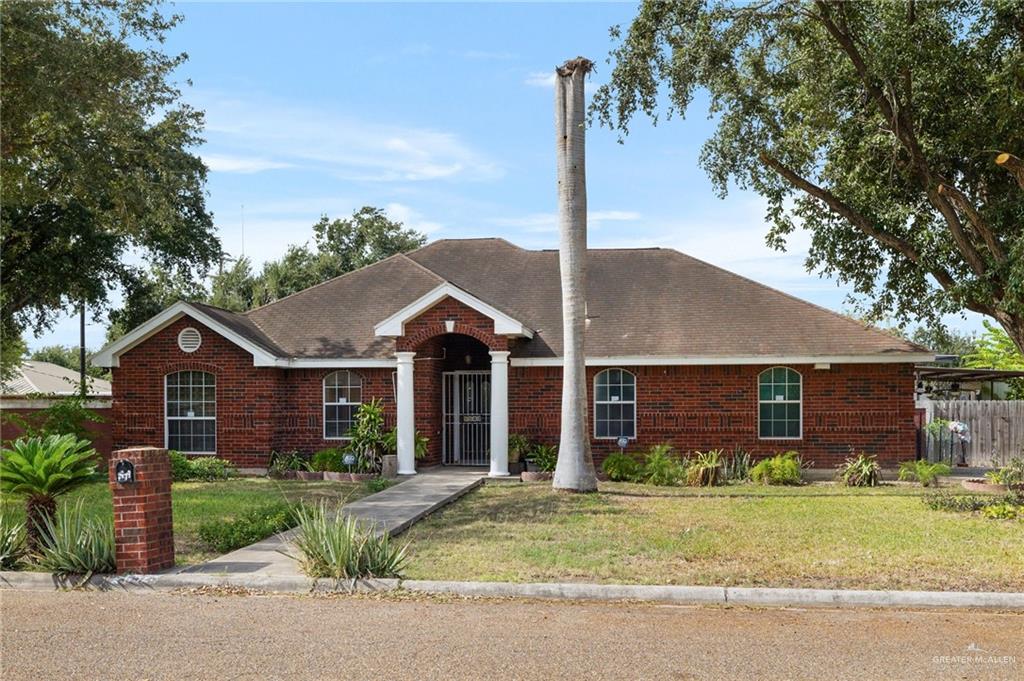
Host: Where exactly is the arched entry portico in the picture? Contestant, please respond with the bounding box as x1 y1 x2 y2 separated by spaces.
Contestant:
377 290 532 477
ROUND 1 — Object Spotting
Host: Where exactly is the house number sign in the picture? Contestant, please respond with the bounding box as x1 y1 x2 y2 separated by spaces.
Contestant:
115 460 136 484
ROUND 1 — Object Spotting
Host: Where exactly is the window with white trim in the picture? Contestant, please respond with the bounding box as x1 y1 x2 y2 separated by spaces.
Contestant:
594 368 636 439
758 367 802 438
165 371 216 453
324 370 362 439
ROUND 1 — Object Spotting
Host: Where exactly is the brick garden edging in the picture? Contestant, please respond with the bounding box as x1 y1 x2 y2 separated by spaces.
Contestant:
3 571 1023 611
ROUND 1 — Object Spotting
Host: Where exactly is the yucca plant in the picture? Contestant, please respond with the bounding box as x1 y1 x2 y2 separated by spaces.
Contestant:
837 452 882 487
33 500 116 579
289 502 407 580
721 447 751 482
0 434 98 548
898 460 952 487
0 511 27 570
686 449 723 487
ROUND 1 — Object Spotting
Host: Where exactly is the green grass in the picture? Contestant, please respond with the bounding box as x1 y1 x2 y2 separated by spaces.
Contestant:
1 478 369 565
400 481 1024 592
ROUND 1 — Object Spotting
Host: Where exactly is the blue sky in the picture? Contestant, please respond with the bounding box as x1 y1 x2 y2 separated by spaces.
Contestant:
31 1 983 350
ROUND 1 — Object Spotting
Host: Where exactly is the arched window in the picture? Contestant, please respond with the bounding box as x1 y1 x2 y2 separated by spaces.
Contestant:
324 370 363 439
594 368 636 439
758 367 802 439
165 371 216 453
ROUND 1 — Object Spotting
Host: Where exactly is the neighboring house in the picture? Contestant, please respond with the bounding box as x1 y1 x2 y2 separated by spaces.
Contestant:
93 238 933 473
0 361 113 456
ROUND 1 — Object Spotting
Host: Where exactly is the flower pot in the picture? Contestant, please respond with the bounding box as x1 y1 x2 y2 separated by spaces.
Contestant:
520 471 552 482
961 478 1007 494
323 471 346 482
297 470 323 481
381 454 398 479
508 461 524 475
349 473 375 482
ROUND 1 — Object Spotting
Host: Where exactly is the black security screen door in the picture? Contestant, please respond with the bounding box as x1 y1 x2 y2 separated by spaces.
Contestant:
442 371 491 466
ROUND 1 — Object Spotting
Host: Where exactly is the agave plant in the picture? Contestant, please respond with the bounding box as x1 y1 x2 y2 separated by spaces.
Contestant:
289 502 407 580
0 434 98 548
0 511 27 570
33 499 116 580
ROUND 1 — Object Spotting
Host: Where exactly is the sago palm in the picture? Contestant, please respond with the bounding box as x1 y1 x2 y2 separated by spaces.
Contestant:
0 434 98 548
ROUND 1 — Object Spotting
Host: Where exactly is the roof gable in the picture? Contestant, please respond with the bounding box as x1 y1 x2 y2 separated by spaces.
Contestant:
374 283 533 338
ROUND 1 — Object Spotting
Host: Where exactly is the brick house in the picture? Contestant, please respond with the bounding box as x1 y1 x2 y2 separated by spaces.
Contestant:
92 238 933 473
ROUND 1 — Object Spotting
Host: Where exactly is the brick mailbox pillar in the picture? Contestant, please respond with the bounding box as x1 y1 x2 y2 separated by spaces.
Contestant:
108 447 174 573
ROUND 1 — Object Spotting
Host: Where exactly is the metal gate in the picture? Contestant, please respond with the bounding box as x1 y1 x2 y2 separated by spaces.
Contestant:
442 371 491 466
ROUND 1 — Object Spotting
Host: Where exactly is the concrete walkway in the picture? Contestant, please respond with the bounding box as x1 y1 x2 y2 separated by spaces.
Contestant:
181 467 485 577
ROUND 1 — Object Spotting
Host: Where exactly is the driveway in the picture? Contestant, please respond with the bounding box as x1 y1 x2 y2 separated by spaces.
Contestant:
2 589 1021 680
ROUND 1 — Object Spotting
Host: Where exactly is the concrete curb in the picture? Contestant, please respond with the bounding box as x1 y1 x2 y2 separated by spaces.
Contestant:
3 570 1023 610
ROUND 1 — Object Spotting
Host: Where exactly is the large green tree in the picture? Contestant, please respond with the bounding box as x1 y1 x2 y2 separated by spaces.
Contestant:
593 0 1024 350
1 1 219 363
106 266 207 342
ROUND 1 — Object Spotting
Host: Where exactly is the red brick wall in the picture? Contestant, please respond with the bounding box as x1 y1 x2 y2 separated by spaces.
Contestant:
509 363 916 467
112 316 283 467
1 401 113 459
272 367 396 453
397 296 508 352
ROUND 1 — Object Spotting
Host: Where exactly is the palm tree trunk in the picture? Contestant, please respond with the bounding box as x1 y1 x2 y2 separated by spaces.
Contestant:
553 57 598 493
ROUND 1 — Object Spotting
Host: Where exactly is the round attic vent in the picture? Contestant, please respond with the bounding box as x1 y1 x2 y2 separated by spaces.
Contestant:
177 327 202 353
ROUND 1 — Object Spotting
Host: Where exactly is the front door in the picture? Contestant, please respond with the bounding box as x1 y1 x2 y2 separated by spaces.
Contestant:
442 371 490 465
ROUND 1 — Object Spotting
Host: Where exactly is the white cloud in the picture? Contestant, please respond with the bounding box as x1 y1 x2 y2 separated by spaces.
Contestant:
524 71 556 88
197 92 502 183
384 202 445 236
203 154 292 174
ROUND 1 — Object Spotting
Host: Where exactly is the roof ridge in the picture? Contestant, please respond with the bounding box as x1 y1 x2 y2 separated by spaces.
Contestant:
393 252 449 282
244 251 428 317
663 248 927 352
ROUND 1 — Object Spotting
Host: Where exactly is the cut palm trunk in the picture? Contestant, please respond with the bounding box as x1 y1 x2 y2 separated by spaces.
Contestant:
553 57 598 493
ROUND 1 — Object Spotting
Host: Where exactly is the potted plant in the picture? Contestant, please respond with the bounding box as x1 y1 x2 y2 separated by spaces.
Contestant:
382 428 430 477
522 444 557 482
508 434 531 475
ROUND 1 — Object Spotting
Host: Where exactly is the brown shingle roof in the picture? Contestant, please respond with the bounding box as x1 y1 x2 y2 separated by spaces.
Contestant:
211 238 925 360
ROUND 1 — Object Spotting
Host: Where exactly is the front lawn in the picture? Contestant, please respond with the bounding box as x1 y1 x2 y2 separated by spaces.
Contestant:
1 478 369 565
400 482 1024 592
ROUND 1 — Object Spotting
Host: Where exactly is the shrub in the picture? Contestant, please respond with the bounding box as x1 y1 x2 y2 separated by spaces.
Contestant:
348 399 388 474
639 444 686 486
985 457 1024 486
311 448 345 473
383 429 430 460
837 452 882 487
530 444 559 473
0 434 98 548
602 452 641 482
197 502 295 553
982 502 1021 520
922 492 1018 513
0 511 27 570
687 450 723 487
1 394 105 443
187 457 237 481
898 460 952 487
169 450 192 482
290 502 408 579
750 451 803 485
33 500 115 578
721 448 751 482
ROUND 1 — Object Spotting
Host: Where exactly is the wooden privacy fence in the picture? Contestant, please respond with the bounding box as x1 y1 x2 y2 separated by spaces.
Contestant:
923 401 1024 467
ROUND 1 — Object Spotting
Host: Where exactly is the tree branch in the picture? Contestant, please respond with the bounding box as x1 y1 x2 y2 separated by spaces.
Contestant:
937 183 1007 264
812 0 989 278
995 152 1024 190
759 151 957 291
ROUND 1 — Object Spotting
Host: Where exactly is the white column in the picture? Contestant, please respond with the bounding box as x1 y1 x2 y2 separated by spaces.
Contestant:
489 350 511 477
395 351 417 475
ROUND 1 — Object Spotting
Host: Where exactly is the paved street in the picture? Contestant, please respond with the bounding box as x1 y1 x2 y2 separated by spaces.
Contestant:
2 589 1022 680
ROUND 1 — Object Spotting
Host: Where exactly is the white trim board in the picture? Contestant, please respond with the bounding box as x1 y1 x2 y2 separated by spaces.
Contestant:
91 302 280 368
373 283 533 338
509 353 936 367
